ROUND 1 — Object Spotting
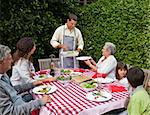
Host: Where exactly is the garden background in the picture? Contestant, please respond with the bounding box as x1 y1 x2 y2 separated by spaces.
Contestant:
0 0 150 70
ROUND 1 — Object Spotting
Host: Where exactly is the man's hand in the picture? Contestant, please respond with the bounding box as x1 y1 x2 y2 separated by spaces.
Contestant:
57 44 68 51
33 80 43 86
76 48 81 52
41 95 51 104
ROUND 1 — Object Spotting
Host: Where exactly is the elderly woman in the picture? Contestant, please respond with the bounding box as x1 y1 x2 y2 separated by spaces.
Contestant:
84 42 117 80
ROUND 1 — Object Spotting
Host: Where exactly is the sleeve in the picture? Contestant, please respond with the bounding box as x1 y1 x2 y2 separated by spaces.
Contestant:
127 97 142 115
76 28 84 50
0 87 44 115
17 60 35 83
50 26 62 48
97 56 117 74
14 83 34 94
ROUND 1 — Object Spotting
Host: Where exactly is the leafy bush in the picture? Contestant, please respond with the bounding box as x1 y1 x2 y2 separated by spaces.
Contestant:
0 0 79 69
1 0 149 69
78 0 150 69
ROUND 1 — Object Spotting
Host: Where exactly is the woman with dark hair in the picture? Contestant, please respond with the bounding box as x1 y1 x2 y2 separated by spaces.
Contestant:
10 37 55 102
11 37 55 86
10 37 36 85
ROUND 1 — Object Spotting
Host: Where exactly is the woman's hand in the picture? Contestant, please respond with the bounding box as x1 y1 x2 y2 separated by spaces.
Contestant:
42 77 57 82
84 60 92 66
90 58 97 66
84 59 98 71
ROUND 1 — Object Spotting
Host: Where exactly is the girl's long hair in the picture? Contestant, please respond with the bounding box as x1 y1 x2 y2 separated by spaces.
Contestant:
13 37 34 64
116 61 128 80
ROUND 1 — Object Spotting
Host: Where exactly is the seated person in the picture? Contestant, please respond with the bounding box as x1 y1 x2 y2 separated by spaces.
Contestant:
127 67 150 115
143 72 150 95
116 61 129 88
10 37 55 86
84 42 117 80
0 44 51 115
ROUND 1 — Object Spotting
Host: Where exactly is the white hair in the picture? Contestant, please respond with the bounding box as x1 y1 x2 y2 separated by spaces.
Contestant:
104 42 116 55
0 44 11 61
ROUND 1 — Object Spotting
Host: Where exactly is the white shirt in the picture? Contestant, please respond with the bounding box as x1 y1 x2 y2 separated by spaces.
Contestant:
119 77 130 88
96 55 117 80
10 58 35 86
50 24 84 50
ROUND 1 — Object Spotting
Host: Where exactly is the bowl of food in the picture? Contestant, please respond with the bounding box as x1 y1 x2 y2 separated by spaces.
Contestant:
57 75 72 84
80 81 98 91
60 69 73 75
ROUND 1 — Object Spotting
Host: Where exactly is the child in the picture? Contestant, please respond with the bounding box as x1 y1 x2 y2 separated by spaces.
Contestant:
116 62 129 88
144 72 150 95
127 67 150 115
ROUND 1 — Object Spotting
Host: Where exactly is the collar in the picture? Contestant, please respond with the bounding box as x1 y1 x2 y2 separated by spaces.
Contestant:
64 23 68 30
132 85 144 95
0 73 6 79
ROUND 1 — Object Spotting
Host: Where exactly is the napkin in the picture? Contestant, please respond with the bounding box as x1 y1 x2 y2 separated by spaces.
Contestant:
38 70 49 74
92 73 107 78
108 85 127 92
74 68 85 72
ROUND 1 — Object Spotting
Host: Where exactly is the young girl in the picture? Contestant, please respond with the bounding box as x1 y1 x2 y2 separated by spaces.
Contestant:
116 62 129 88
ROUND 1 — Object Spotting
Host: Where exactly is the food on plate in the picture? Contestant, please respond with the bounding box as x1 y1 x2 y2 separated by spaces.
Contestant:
57 75 71 81
70 72 82 77
80 81 97 89
72 76 91 84
38 87 51 93
60 69 73 75
39 74 46 78
61 51 79 57
92 91 107 99
86 90 112 102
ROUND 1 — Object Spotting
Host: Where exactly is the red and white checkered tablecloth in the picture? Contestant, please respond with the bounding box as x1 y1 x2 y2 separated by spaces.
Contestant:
33 80 129 115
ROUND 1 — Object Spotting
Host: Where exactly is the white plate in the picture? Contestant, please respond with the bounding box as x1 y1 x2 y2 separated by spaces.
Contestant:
32 85 57 94
80 82 98 91
34 74 52 80
86 90 112 102
61 51 79 57
94 77 115 83
76 56 91 61
70 72 82 77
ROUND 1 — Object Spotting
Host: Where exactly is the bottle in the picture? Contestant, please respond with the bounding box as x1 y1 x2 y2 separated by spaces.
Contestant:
50 62 55 77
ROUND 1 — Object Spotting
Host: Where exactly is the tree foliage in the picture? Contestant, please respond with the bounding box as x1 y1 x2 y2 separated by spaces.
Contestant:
0 0 150 69
0 0 79 59
78 0 150 69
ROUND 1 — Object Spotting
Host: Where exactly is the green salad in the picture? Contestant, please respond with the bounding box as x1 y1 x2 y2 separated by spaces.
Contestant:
81 82 96 88
39 74 46 78
61 69 72 74
57 75 71 81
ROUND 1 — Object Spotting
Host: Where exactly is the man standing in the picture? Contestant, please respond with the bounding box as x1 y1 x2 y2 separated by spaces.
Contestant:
0 44 51 115
50 13 84 68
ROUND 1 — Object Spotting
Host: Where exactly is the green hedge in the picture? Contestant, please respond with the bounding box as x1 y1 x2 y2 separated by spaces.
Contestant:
0 0 79 59
1 0 150 69
78 0 150 69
